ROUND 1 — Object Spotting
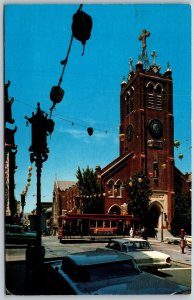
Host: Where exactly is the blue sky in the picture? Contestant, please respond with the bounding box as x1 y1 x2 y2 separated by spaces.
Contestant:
4 3 191 213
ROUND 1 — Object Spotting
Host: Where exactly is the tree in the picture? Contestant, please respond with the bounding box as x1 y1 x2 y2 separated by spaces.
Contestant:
76 166 103 213
171 192 191 236
125 172 152 227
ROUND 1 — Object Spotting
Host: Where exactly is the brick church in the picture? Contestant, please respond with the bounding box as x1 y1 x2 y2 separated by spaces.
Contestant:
52 30 191 231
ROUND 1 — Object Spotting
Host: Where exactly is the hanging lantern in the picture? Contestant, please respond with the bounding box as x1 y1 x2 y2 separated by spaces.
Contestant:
46 118 55 134
178 153 184 160
27 178 31 182
87 127 93 136
50 86 64 104
120 134 125 142
161 163 167 169
28 172 32 177
28 166 33 171
72 10 92 55
174 140 180 148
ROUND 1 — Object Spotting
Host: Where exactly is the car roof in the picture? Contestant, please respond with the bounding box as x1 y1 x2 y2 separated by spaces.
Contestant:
63 249 134 266
110 238 148 243
5 224 23 228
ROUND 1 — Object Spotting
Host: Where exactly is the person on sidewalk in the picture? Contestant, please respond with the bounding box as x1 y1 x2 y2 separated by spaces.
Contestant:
155 228 158 240
141 227 147 240
130 227 134 238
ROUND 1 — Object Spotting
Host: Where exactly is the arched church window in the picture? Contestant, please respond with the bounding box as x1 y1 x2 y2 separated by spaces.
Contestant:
146 83 154 109
155 84 163 110
146 82 163 110
126 87 134 115
115 180 122 197
107 179 114 197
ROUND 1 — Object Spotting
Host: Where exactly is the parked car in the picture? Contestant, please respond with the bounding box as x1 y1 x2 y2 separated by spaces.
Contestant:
44 249 190 295
104 238 171 271
164 236 181 245
185 235 192 248
5 224 36 244
164 235 192 248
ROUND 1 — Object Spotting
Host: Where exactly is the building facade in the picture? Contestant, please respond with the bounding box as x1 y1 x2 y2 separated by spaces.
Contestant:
53 30 191 231
97 30 190 230
52 180 78 227
4 81 18 223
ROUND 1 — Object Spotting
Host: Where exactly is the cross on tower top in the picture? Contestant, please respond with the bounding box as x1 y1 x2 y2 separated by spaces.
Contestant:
151 50 158 65
138 29 150 52
138 30 150 69
129 58 133 72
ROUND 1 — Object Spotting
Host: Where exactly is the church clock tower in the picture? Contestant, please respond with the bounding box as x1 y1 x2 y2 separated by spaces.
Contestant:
120 30 175 229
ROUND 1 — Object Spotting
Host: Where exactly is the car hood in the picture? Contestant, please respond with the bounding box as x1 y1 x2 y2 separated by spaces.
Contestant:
126 250 169 264
81 273 190 295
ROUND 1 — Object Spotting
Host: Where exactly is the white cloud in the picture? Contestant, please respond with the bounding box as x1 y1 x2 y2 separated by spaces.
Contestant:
58 126 84 138
57 126 118 144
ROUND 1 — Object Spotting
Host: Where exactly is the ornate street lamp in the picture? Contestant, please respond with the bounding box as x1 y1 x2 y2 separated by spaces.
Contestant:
25 103 54 267
22 5 92 288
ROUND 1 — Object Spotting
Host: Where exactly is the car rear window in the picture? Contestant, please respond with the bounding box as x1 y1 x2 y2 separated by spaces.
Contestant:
124 241 152 251
62 259 139 282
85 261 139 282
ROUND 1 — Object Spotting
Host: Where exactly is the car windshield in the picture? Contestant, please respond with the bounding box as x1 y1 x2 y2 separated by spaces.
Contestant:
123 241 152 252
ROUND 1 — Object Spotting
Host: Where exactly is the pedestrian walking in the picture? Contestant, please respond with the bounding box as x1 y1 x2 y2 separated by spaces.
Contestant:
141 227 147 240
130 227 134 238
155 228 158 240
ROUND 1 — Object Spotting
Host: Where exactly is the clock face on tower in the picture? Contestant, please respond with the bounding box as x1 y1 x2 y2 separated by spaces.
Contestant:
148 119 163 139
126 124 133 142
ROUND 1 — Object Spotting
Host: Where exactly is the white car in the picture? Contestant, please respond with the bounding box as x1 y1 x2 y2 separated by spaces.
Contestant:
185 236 192 248
164 236 181 245
44 249 190 295
105 238 171 271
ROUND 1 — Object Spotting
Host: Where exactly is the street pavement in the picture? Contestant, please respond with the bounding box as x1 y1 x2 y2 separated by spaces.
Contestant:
4 236 192 295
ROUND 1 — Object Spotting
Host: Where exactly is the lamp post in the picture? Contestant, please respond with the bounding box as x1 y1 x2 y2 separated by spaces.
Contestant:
25 103 54 267
161 210 164 242
20 193 26 219
23 6 92 291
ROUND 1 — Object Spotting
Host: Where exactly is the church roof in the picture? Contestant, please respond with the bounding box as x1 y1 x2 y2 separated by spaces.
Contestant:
101 152 133 177
56 180 77 191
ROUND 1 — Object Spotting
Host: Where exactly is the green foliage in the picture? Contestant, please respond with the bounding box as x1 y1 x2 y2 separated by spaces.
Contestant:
125 172 152 226
171 192 191 236
76 166 103 213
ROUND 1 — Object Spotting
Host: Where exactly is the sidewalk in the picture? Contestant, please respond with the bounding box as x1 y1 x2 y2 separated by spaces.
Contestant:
149 237 192 266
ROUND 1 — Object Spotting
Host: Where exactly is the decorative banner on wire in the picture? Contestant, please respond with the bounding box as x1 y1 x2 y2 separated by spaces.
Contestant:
21 165 33 197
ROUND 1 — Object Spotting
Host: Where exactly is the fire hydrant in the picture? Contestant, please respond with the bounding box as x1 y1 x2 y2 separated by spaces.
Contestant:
180 228 185 254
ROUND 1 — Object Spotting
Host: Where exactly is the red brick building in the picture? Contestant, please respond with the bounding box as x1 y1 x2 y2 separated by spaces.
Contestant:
52 180 78 226
53 30 191 231
96 30 191 230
